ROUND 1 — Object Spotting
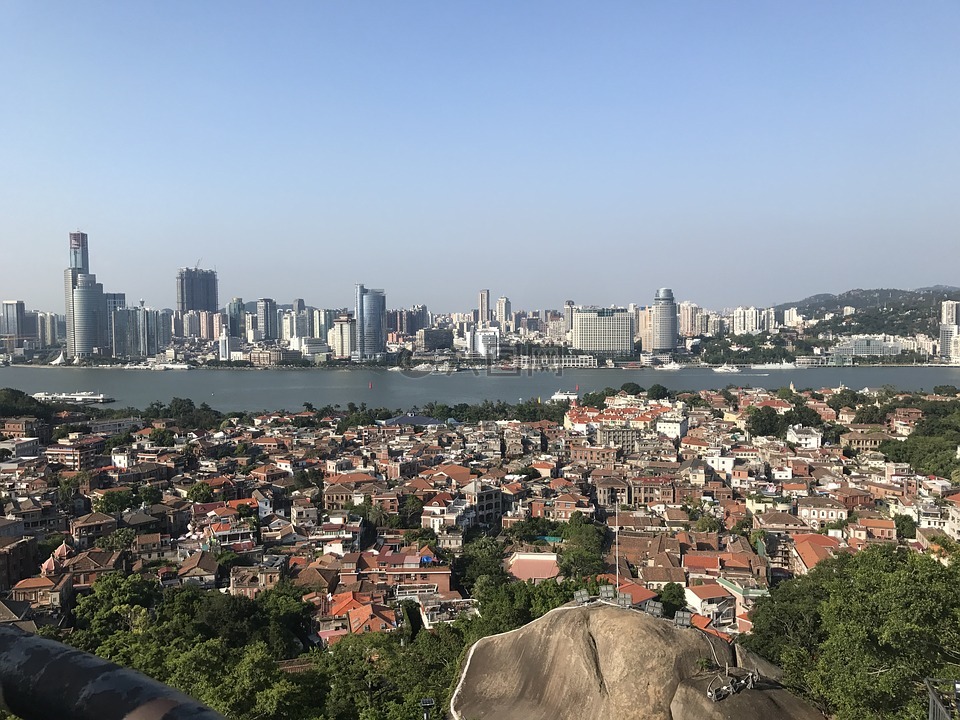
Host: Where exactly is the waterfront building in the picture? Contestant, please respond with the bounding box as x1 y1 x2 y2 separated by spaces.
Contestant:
651 288 678 352
226 298 245 338
941 300 959 326
176 268 218 313
64 232 110 358
495 296 512 330
571 307 634 356
257 298 279 340
478 289 491 326
354 284 386 361
328 315 356 359
0 301 25 344
678 301 701 338
111 304 163 359
733 306 762 336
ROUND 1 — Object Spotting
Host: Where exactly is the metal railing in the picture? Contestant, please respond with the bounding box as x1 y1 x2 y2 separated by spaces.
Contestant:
927 679 960 720
0 625 225 720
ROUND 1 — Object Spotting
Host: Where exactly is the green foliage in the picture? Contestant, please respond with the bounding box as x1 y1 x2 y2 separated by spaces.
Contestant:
894 514 917 539
557 512 606 578
694 515 721 533
143 397 224 430
149 428 176 447
138 485 163 506
187 483 214 503
647 383 670 401
505 516 563 543
97 527 136 551
93 490 134 514
658 582 686 619
620 382 644 395
0 387 58 421
454 536 509 594
743 545 960 719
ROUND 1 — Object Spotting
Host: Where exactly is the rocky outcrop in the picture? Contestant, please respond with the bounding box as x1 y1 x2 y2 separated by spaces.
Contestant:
450 603 822 720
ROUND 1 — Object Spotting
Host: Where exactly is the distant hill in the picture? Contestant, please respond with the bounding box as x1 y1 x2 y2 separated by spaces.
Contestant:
775 287 960 316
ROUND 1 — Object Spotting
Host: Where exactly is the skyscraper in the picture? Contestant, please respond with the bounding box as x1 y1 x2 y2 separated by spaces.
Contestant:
257 298 279 340
226 298 246 337
495 296 512 329
651 288 678 352
354 284 386 360
64 231 109 358
478 289 491 326
176 268 219 313
0 301 26 342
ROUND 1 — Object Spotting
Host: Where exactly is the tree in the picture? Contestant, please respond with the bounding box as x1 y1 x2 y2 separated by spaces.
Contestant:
894 514 916 539
187 483 214 504
694 515 721 533
93 490 134 515
98 527 136 551
744 545 960 719
647 383 670 401
658 583 686 619
149 428 176 447
138 485 163 506
747 406 784 438
620 382 643 396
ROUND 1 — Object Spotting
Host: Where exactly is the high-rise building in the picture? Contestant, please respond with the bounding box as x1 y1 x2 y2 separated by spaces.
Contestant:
64 232 109 358
256 298 279 340
328 315 356 359
651 288 678 352
495 296 512 329
941 300 960 326
112 304 164 359
226 298 246 338
478 289 491 326
678 301 702 338
571 308 634 356
733 306 761 336
0 301 26 342
69 231 89 274
354 284 386 360
176 268 218 313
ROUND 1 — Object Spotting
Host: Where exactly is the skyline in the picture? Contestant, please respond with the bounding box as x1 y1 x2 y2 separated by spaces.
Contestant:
3 3 959 311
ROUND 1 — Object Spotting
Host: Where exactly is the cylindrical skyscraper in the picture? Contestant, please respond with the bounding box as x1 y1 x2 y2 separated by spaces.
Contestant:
651 288 678 353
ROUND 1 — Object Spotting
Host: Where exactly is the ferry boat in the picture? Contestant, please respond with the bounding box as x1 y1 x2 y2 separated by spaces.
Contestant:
713 364 742 374
32 391 115 404
750 361 797 370
550 390 579 402
655 361 683 371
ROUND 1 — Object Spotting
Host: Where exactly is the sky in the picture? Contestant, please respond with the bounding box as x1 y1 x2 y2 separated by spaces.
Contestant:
1 2 958 314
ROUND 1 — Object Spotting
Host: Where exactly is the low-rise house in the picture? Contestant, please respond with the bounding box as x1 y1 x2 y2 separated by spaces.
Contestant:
797 496 848 530
71 512 118 550
505 552 560 584
684 583 736 626
178 551 220 589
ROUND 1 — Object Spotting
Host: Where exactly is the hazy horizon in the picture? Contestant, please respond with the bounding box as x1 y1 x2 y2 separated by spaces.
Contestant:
3 2 958 313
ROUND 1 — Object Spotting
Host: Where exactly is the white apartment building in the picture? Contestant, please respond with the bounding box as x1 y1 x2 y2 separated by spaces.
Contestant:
572 308 634 356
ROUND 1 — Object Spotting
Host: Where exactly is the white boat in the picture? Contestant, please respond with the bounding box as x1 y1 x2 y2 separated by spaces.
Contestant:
713 364 742 374
551 390 579 402
32 391 115 404
656 361 683 371
750 361 796 370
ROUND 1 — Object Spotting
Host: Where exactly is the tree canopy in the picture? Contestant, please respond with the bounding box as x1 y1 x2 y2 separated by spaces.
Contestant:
743 545 960 719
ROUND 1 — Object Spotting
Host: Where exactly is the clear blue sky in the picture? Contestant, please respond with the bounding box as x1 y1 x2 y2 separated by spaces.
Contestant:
2 1 958 314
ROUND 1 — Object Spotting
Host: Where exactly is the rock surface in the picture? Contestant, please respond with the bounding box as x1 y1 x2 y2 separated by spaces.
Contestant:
450 603 823 720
